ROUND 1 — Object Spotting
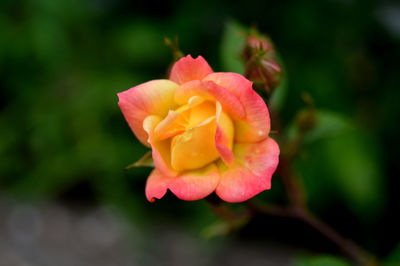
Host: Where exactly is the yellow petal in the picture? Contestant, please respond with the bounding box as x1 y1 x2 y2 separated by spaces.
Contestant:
216 102 234 150
154 96 207 141
170 117 219 171
215 101 235 166
143 115 177 177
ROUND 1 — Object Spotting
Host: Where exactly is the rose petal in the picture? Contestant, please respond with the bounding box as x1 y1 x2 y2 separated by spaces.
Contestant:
215 102 234 166
143 115 178 177
118 80 179 146
145 169 171 202
146 163 220 202
153 96 206 140
204 72 271 142
215 137 280 203
169 55 213 84
175 80 245 119
169 163 220 201
170 116 219 171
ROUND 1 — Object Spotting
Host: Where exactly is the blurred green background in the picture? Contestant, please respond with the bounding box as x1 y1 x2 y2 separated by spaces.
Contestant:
1 0 399 265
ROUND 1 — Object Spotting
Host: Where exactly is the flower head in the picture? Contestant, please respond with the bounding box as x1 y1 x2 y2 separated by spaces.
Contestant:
118 55 279 203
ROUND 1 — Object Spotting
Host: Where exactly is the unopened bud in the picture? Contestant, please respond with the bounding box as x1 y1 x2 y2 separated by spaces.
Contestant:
242 33 282 94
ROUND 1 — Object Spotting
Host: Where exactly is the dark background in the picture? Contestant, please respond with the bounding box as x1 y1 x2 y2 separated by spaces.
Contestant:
1 0 399 265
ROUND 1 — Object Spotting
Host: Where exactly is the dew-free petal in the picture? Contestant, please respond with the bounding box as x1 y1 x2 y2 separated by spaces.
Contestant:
215 137 279 203
169 55 214 84
204 72 271 142
215 102 234 166
143 115 177 177
170 116 219 171
118 80 179 146
146 163 220 202
175 80 245 119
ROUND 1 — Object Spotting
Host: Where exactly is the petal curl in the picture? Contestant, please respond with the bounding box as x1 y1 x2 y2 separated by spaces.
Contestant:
118 80 179 146
145 168 170 202
204 73 271 142
146 164 220 202
175 80 245 119
143 115 177 177
169 55 213 84
215 137 280 203
215 102 234 166
153 96 206 141
170 116 219 171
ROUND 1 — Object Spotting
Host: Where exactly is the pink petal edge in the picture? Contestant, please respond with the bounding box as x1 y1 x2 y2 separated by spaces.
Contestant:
215 102 234 166
215 137 280 203
204 72 271 142
175 80 245 119
169 55 214 85
146 164 220 202
118 79 179 146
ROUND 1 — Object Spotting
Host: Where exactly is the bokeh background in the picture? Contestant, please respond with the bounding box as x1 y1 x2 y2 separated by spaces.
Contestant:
1 0 399 265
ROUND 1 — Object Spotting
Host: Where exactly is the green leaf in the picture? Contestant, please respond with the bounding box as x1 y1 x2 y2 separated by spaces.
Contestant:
305 111 353 142
287 110 353 143
220 20 246 73
295 254 352 266
295 112 386 220
125 151 154 170
384 242 400 266
322 130 385 220
201 220 231 239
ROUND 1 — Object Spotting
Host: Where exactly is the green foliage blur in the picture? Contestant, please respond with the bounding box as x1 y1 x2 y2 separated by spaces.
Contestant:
1 0 399 263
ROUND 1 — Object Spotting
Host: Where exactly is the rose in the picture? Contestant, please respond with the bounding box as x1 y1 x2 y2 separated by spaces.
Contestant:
118 55 279 203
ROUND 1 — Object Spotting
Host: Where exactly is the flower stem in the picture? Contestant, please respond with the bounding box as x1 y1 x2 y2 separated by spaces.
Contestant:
274 129 378 265
246 201 378 266
295 208 379 266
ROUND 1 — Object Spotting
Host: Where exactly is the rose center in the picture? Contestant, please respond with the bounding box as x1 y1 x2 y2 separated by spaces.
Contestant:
158 101 233 172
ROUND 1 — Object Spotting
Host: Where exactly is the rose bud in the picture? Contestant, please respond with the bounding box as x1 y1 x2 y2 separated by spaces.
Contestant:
242 34 282 94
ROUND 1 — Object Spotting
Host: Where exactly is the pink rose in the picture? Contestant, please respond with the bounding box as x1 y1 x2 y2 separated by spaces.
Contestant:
118 55 279 203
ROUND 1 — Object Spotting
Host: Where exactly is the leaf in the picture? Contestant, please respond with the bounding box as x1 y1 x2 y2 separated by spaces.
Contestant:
304 111 353 142
384 242 400 266
287 110 353 143
322 130 385 220
125 151 154 170
220 20 246 73
296 121 386 220
295 254 352 266
200 220 231 239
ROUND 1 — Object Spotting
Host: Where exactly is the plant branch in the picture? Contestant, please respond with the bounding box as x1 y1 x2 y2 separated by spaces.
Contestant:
246 200 377 265
273 126 378 265
295 208 378 266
